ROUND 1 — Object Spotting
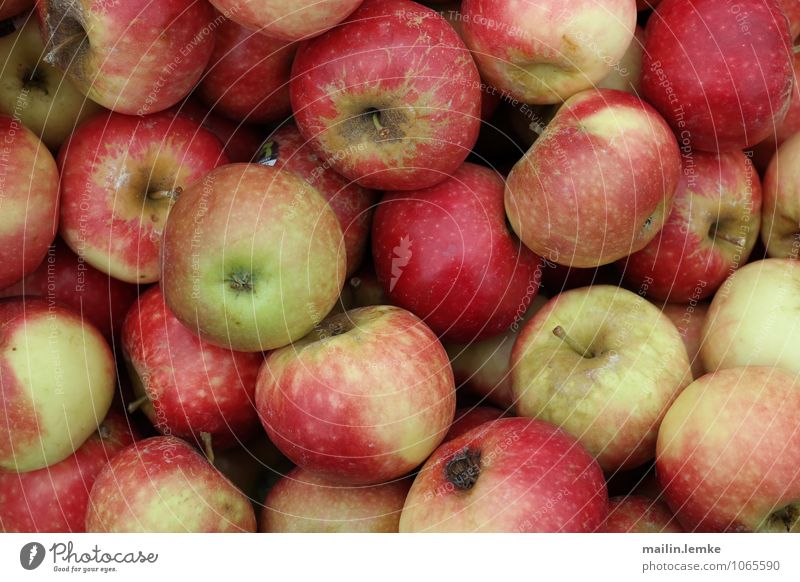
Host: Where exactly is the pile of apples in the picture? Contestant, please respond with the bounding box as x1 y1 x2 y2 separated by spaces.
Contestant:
0 0 799 534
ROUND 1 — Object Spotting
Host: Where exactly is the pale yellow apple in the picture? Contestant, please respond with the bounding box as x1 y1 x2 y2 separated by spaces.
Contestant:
597 26 644 95
761 133 800 259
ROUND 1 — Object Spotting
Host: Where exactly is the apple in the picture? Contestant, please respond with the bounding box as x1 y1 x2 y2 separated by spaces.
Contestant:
256 305 456 485
255 124 377 276
597 27 645 95
619 150 762 303
0 115 59 290
511 286 691 472
37 0 216 114
0 0 31 20
701 259 800 374
0 239 139 342
399 417 608 532
762 133 800 258
444 406 505 442
601 496 682 533
260 467 410 533
208 0 364 41
373 163 542 342
291 0 481 191
0 412 136 532
780 0 800 39
505 89 681 268
58 111 228 284
459 0 636 104
161 163 345 352
657 366 800 532
641 0 794 152
121 285 263 449
0 18 102 150
197 16 295 124
660 302 709 380
85 436 256 532
0 298 116 472
751 53 800 172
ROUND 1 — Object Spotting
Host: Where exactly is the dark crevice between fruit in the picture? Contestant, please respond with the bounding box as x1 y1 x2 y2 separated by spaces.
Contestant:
43 11 90 72
640 214 656 238
23 68 48 94
342 107 407 143
445 448 482 491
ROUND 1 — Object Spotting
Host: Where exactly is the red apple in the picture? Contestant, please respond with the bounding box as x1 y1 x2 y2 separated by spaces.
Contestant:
660 302 709 380
260 467 410 533
291 0 481 191
0 0 31 19
752 53 800 173
86 436 256 532
641 0 794 152
121 285 263 448
0 412 136 532
198 16 295 124
58 111 228 284
399 418 608 532
619 150 762 302
256 305 456 485
0 115 59 290
505 88 681 268
657 366 800 532
601 496 683 533
37 0 216 114
444 406 505 442
373 163 541 342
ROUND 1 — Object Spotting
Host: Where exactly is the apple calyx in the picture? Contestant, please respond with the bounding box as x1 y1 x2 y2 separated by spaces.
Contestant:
127 394 150 413
200 432 215 465
226 270 255 293
553 326 594 358
757 503 800 532
42 3 89 73
444 447 481 491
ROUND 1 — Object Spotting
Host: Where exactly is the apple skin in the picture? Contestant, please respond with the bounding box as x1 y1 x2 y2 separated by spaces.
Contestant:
780 0 800 38
751 53 800 173
0 0 31 20
505 89 681 268
0 18 102 150
58 111 228 284
641 0 794 152
0 239 139 343
161 163 345 352
701 259 800 374
85 436 256 532
619 150 762 303
597 27 645 95
256 305 456 485
660 302 709 380
657 366 800 532
0 298 116 473
0 412 136 532
399 417 608 532
290 0 481 191
0 115 59 290
459 0 636 105
121 285 262 448
762 133 800 258
260 467 410 533
198 16 295 124
208 0 364 41
601 496 683 533
444 406 505 442
511 286 691 472
37 0 215 115
373 163 542 343
256 124 377 276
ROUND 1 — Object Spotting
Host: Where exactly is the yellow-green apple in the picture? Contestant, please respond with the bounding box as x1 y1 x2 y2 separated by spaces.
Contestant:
373 163 542 342
161 163 345 352
198 17 295 124
459 0 636 104
762 133 800 258
0 18 101 150
58 111 228 284
444 406 505 442
347 268 390 308
601 495 682 533
510 286 691 471
208 0 364 41
642 0 794 152
660 302 709 380
290 0 481 191
256 305 456 485
619 150 762 302
657 366 800 532
701 259 800 374
0 298 116 472
121 285 262 449
505 89 681 268
85 436 256 532
399 417 608 532
0 0 31 19
0 115 59 289
260 467 410 533
255 124 377 276
37 0 216 114
0 412 135 532
598 27 645 95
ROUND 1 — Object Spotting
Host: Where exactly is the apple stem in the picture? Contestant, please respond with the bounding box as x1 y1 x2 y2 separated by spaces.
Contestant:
553 326 594 358
148 186 183 202
200 432 215 465
126 395 149 414
371 110 391 139
714 232 746 248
